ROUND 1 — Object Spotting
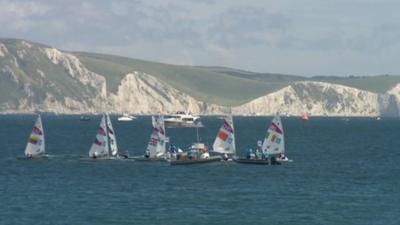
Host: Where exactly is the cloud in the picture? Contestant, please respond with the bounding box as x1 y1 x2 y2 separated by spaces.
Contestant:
0 0 400 76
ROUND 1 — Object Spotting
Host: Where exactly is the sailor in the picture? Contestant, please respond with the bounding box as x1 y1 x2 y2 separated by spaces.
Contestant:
144 149 150 158
170 145 177 159
262 150 269 160
247 149 254 159
255 149 261 159
121 150 129 159
92 151 98 159
223 153 229 161
270 156 281 165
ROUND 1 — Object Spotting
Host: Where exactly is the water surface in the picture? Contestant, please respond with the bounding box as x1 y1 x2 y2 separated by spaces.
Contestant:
0 115 399 225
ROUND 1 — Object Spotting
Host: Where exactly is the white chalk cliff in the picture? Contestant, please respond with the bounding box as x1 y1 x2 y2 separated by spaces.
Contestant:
233 82 398 116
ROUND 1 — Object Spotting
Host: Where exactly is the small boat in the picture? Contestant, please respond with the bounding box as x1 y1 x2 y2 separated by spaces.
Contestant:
212 115 236 161
169 125 221 165
234 115 291 165
170 143 221 165
117 113 136 121
88 113 119 159
17 114 47 159
301 114 309 121
130 115 169 161
80 115 90 121
164 111 203 128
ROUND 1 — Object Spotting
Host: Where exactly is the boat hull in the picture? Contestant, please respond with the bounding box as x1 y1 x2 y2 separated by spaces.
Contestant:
164 121 204 128
16 155 48 160
170 156 221 165
233 158 281 165
117 118 134 121
129 156 167 162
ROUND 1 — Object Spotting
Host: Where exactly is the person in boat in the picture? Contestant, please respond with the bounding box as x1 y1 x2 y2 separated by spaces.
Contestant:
92 151 98 159
27 153 33 158
270 156 281 165
262 150 269 160
279 153 286 161
169 145 177 159
246 149 252 159
223 153 229 161
144 149 150 158
121 150 129 159
255 149 261 160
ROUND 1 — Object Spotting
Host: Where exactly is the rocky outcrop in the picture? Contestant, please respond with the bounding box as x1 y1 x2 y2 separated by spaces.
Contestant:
107 72 225 114
43 48 107 98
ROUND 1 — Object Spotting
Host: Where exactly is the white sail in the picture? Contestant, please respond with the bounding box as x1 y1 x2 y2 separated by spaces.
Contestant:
106 114 118 157
146 115 167 158
212 115 235 154
89 115 109 158
25 115 45 157
262 115 285 155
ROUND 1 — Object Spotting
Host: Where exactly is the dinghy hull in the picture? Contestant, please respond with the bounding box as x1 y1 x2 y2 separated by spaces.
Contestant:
129 156 167 162
16 155 48 160
170 156 221 165
233 158 281 165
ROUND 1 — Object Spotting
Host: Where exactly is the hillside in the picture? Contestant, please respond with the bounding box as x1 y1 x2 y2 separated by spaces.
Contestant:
1 38 400 116
75 52 277 105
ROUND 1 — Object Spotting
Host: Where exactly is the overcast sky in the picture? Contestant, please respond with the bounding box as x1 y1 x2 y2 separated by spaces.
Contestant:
1 0 399 76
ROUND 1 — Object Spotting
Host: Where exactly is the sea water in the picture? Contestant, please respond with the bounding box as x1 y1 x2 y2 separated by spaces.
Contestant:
0 115 399 225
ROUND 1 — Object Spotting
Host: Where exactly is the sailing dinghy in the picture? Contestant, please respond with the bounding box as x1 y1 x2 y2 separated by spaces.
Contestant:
88 113 119 159
131 115 169 161
234 115 291 165
17 114 47 159
212 115 236 161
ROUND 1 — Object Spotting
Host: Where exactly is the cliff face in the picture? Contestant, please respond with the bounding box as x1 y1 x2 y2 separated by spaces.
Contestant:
233 82 399 116
0 39 399 116
107 72 224 114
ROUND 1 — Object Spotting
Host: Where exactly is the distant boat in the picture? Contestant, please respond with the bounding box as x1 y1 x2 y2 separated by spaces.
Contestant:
302 114 309 121
80 115 90 121
17 115 47 159
88 113 119 159
164 111 203 128
131 115 169 161
234 115 291 165
117 113 136 121
212 115 235 161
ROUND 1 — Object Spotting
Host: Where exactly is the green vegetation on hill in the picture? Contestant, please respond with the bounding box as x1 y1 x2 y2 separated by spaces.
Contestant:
312 75 400 93
0 39 99 106
76 52 292 105
75 52 400 104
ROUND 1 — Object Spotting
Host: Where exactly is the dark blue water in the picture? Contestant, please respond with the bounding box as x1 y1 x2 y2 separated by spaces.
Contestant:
0 115 399 225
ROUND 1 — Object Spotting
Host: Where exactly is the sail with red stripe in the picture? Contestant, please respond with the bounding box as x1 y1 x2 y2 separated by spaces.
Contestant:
146 115 167 158
89 114 109 158
262 115 285 155
212 115 235 154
